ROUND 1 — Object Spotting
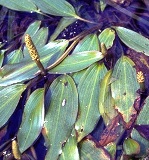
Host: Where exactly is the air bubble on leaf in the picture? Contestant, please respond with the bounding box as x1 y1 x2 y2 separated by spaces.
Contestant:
30 11 33 13
75 125 79 130
19 127 21 130
71 134 74 137
29 119 32 121
85 105 88 108
62 99 66 106
59 149 62 155
44 120 48 123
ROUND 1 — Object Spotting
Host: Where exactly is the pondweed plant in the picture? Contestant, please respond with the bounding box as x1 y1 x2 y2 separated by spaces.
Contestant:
0 0 149 159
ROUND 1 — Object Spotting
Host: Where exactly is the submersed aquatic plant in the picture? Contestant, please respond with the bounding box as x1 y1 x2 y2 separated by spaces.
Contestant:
0 0 149 159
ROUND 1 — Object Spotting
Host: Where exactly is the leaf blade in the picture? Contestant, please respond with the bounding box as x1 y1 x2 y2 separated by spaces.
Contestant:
17 88 45 153
111 56 139 123
0 84 26 128
115 26 149 56
75 63 107 142
44 75 78 160
49 51 105 74
0 0 38 12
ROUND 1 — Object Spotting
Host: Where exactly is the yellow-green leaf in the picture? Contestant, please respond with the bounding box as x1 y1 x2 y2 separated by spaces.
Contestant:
99 70 117 125
99 28 115 49
79 139 110 160
123 138 140 155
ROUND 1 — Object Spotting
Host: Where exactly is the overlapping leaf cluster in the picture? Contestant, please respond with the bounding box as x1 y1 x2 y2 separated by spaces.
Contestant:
0 0 149 159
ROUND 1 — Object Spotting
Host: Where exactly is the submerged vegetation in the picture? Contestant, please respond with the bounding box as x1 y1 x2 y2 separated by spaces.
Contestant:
0 0 149 159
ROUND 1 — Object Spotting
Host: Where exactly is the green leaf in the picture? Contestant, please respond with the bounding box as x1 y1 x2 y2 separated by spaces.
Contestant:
115 26 149 56
0 50 5 67
0 84 26 128
123 138 140 155
0 40 69 86
0 0 38 12
49 51 105 74
79 139 110 160
32 0 77 17
6 49 24 64
131 129 149 156
50 17 77 41
17 88 44 153
99 28 115 49
75 63 107 142
72 69 86 86
24 21 41 38
44 75 78 160
59 129 80 160
100 0 107 12
111 56 139 123
105 142 116 159
31 27 49 48
73 34 100 54
99 70 117 125
136 96 149 125
72 34 100 85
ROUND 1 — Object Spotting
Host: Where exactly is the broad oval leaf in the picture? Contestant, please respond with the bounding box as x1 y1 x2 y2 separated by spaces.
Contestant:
123 138 140 155
32 0 77 17
99 28 115 49
0 40 69 86
111 56 139 123
0 0 38 12
115 26 149 56
44 75 78 160
0 84 26 128
49 51 105 74
17 88 45 153
79 139 110 160
59 129 80 160
131 128 149 157
75 63 107 142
